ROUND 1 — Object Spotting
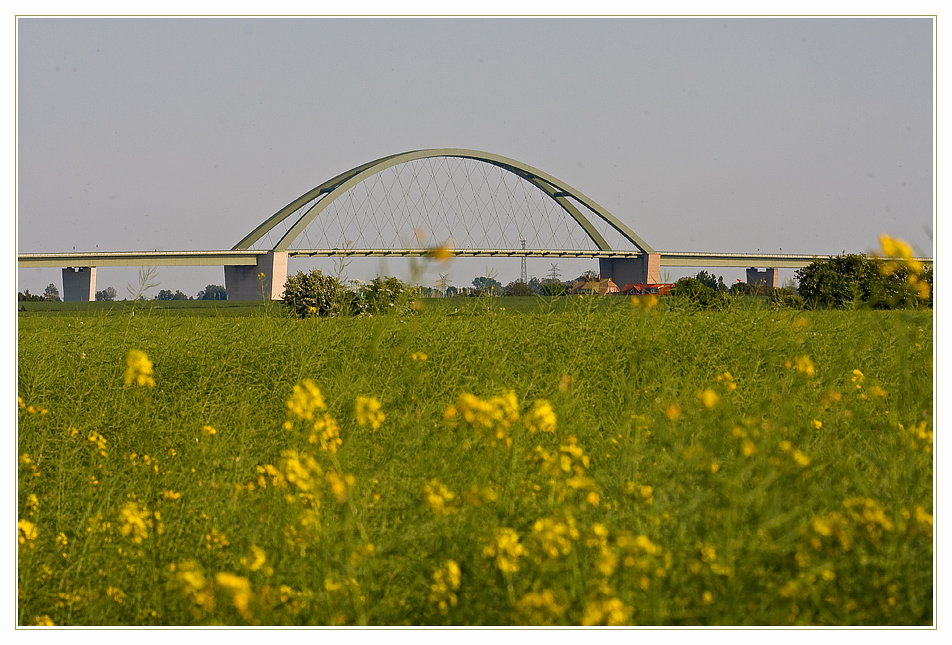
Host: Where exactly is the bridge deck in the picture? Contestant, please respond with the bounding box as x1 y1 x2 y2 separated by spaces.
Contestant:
17 249 933 269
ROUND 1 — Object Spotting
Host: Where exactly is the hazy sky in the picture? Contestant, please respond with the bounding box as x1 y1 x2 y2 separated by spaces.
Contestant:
15 16 935 296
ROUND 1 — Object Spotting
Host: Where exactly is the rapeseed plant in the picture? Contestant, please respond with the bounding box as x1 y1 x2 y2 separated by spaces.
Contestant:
123 349 156 387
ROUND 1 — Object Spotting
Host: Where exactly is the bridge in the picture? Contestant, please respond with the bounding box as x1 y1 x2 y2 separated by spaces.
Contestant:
16 148 932 301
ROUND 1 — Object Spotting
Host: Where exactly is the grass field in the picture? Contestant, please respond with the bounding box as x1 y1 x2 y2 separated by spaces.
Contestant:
17 296 934 626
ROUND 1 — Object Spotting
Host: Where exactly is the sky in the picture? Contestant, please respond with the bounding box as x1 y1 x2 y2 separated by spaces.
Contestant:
15 14 936 297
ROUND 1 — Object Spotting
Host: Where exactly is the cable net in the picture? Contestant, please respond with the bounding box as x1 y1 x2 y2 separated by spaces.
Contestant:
250 157 639 253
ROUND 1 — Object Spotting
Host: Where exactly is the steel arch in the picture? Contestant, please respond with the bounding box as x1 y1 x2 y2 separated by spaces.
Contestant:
232 149 655 254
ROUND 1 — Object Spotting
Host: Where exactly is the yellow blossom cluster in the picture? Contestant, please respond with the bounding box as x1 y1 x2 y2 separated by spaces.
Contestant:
123 349 156 387
899 421 932 453
118 500 153 544
423 478 459 516
18 397 48 415
784 355 816 377
18 519 37 549
428 560 461 615
687 541 732 578
482 527 528 574
716 371 737 391
523 399 557 434
325 470 355 504
215 572 254 622
873 234 930 301
514 589 568 625
580 595 631 626
530 513 580 561
354 396 385 430
532 437 598 502
445 390 519 447
88 431 108 458
778 440 811 468
172 560 216 613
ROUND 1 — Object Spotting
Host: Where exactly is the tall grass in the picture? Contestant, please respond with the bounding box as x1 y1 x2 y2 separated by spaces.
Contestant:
17 297 933 625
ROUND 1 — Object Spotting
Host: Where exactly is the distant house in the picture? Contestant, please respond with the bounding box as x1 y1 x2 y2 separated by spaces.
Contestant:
622 283 675 296
569 278 620 295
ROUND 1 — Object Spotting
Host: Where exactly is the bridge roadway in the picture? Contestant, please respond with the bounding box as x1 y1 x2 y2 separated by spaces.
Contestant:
19 248 911 267
17 249 933 301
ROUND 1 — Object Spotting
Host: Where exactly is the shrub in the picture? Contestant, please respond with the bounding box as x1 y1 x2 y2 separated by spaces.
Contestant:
354 276 416 316
670 277 727 309
503 281 533 297
768 287 804 310
795 254 873 309
796 250 932 310
282 270 353 319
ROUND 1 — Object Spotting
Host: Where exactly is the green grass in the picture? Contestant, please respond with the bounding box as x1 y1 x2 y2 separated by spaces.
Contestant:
17 297 933 626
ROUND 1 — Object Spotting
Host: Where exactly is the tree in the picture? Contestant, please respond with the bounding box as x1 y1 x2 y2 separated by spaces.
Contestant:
96 286 117 301
503 280 532 296
44 283 61 302
795 254 873 309
527 276 543 295
670 277 727 309
796 253 930 310
472 276 502 291
693 271 722 292
156 289 189 301
18 290 43 302
540 280 567 296
197 285 227 301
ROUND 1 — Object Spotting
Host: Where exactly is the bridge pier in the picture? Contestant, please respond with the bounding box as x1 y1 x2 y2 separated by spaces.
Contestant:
599 254 660 287
62 267 97 302
746 267 778 288
224 251 288 300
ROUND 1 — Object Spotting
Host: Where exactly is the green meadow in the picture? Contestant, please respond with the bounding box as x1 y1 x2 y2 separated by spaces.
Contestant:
17 297 933 626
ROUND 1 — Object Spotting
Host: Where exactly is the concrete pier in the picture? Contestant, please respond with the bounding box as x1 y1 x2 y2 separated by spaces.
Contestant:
223 251 288 300
598 253 661 287
746 267 779 288
62 266 97 301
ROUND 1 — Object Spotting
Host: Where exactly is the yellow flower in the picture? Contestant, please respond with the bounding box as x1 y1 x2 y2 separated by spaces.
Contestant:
428 560 462 615
531 515 579 559
429 242 453 261
240 545 268 572
523 399 557 434
285 379 326 423
123 349 156 387
791 355 816 376
107 586 127 604
118 501 152 544
665 402 682 420
699 388 720 409
214 572 253 621
33 615 55 626
483 527 527 574
581 597 631 626
326 471 355 504
411 351 428 361
355 396 385 430
514 589 568 625
716 371 737 390
18 519 37 546
423 478 458 516
201 425 217 436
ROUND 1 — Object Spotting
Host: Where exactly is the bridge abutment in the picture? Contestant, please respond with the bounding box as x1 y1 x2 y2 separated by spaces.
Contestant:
62 267 97 302
224 251 288 300
599 254 660 287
